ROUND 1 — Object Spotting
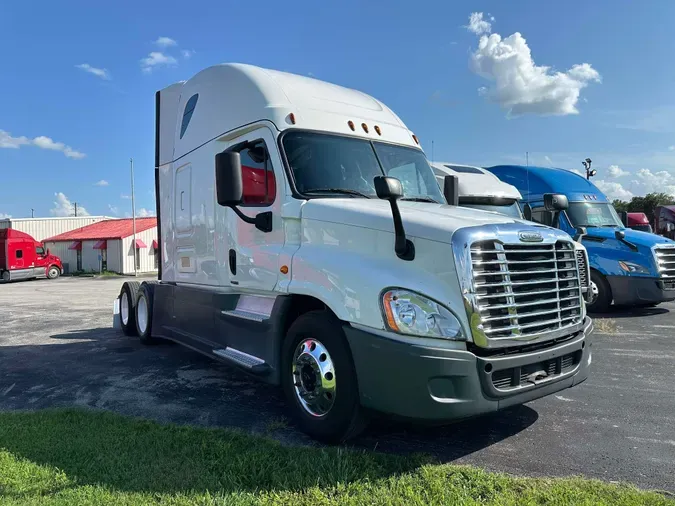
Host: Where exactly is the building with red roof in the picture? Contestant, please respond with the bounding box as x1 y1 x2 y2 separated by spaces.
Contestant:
44 217 158 274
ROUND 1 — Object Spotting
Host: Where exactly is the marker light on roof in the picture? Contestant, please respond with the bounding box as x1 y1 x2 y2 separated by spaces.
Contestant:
374 125 381 136
348 121 355 131
412 134 419 145
361 123 369 133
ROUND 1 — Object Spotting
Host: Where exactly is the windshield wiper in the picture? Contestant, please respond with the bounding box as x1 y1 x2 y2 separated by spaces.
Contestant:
303 188 372 198
400 196 440 204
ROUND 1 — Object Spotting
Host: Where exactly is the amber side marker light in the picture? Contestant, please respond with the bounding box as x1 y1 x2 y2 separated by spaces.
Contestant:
280 265 289 274
374 125 381 136
348 120 355 131
412 134 419 145
362 123 369 133
288 113 296 125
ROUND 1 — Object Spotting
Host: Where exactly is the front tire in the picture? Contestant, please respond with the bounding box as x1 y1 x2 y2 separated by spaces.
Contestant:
588 270 611 313
282 310 367 443
135 283 160 344
118 282 140 336
47 266 60 279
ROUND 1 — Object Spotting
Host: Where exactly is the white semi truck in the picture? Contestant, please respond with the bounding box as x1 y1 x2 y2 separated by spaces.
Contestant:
116 63 593 443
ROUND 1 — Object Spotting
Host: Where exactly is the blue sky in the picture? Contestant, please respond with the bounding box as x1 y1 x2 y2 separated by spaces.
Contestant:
2 0 675 218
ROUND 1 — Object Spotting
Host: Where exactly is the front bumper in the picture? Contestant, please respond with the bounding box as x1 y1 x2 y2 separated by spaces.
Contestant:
607 275 675 305
345 317 593 422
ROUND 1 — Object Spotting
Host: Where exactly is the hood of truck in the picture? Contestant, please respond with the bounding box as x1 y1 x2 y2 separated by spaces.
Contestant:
301 198 531 243
583 226 675 248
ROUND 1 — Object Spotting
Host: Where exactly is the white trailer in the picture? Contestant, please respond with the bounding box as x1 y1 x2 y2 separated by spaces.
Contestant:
116 64 593 443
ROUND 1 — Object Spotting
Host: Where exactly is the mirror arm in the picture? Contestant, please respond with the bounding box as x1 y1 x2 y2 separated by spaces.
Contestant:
388 200 415 261
229 206 272 233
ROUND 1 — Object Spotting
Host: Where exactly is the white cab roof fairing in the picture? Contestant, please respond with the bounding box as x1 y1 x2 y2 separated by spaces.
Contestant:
431 162 522 200
159 63 421 165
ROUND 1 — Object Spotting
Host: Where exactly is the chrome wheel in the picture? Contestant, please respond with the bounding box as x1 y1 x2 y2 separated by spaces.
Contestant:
48 267 59 279
588 281 599 307
292 338 336 417
121 292 129 326
137 295 148 335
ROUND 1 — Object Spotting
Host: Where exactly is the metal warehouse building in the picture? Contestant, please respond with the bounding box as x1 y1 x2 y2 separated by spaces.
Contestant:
0 216 112 242
44 218 158 275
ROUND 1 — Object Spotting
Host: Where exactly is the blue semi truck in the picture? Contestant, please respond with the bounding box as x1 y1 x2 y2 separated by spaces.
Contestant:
486 165 675 312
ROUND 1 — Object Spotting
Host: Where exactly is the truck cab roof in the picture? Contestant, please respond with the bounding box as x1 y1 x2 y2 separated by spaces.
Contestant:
158 63 419 166
485 164 606 204
430 162 522 200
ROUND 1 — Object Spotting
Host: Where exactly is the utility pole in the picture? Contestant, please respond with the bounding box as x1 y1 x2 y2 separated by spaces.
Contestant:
582 158 596 180
131 158 138 277
31 209 34 218
74 203 78 217
526 151 529 166
431 140 435 165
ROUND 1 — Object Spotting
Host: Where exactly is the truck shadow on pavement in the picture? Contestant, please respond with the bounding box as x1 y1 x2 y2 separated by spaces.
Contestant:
0 326 539 493
590 305 669 319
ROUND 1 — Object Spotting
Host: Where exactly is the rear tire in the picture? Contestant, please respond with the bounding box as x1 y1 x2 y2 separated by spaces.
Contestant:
1 271 9 282
135 283 160 344
281 310 367 443
119 282 141 336
588 270 611 313
47 266 60 279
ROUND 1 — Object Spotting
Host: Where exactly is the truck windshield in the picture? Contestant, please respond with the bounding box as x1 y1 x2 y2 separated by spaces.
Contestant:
459 198 523 219
567 202 623 227
282 131 444 203
632 224 653 233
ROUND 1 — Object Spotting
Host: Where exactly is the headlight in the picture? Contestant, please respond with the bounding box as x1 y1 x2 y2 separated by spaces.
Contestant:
381 289 465 340
618 261 650 274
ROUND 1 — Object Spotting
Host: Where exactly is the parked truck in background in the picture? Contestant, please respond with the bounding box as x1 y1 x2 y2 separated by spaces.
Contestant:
0 229 63 282
616 212 653 234
655 206 675 240
115 63 593 443
486 165 675 312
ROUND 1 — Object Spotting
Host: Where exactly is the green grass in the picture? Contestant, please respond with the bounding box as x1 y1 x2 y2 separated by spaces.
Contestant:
0 409 671 506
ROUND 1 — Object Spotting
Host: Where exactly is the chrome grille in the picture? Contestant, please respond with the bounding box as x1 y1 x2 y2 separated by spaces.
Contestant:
471 240 583 340
576 250 589 288
654 246 675 278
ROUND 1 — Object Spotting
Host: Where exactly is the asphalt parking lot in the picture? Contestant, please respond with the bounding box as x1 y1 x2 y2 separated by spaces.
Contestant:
1 276 674 492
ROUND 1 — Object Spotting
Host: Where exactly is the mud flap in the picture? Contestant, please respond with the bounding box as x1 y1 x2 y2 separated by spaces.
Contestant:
112 297 121 330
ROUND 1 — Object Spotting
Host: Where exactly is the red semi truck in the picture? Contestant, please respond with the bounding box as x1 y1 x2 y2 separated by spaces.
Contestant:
0 229 63 282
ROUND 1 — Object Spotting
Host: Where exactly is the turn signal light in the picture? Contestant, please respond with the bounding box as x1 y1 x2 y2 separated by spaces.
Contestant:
280 265 289 274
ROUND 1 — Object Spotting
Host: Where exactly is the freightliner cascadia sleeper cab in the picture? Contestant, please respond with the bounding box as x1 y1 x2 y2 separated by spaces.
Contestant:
115 64 593 442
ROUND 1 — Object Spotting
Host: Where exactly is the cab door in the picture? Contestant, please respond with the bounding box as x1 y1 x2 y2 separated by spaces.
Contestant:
222 126 285 292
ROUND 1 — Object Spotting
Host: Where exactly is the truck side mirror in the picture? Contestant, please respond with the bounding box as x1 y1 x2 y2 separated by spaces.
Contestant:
374 176 414 261
619 211 628 226
523 203 533 221
443 175 459 206
544 193 569 211
215 151 244 206
215 150 272 233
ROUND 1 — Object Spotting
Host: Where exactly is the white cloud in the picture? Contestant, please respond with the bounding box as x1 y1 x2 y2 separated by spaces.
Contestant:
0 130 30 149
544 155 553 166
137 208 156 217
94 180 109 186
635 168 675 195
0 213 11 219
154 36 177 48
140 52 178 73
75 63 110 80
33 136 86 159
1 131 85 158
607 165 629 178
669 146 675 151
181 49 195 59
50 193 89 217
594 180 634 201
108 204 119 216
467 12 601 117
466 12 492 35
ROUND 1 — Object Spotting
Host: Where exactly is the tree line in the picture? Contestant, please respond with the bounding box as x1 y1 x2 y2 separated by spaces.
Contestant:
611 192 675 224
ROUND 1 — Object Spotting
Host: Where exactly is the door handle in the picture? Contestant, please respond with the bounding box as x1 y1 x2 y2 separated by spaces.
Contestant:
228 249 236 275
180 191 185 211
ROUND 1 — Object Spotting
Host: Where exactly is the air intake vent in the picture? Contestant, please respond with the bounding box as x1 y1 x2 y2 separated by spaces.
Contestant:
576 249 589 288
